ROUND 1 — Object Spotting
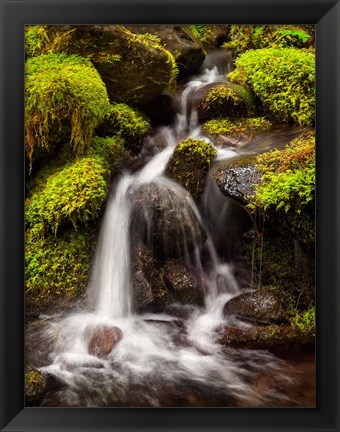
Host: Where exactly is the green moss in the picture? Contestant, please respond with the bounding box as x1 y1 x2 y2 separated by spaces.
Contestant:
25 225 97 313
188 25 214 47
25 25 50 58
25 53 110 169
291 306 315 336
203 117 272 137
224 25 313 55
96 104 151 152
166 138 217 200
199 83 255 121
228 48 315 126
25 366 45 405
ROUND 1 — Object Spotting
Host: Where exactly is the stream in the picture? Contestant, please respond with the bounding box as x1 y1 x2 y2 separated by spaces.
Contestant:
26 50 315 408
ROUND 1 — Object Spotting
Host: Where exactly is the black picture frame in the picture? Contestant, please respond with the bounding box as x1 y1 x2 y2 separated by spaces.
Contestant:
1 0 339 431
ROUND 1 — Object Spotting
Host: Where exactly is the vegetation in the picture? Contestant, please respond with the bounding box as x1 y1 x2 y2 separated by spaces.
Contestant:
291 306 315 336
25 53 110 169
224 25 313 55
166 138 217 200
189 25 214 47
25 366 46 405
228 47 315 126
203 117 272 137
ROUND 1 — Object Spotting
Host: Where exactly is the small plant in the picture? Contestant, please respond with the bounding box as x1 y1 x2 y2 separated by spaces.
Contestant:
203 117 272 137
291 307 315 336
189 25 214 46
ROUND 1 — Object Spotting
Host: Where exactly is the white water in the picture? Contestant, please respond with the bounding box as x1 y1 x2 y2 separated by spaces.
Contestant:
32 52 299 407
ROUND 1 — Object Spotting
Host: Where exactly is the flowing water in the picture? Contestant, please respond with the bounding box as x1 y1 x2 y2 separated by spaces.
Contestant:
26 50 314 408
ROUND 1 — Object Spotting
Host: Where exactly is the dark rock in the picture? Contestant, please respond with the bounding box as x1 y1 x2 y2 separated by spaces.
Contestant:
212 155 261 206
143 93 176 125
126 25 205 78
25 366 46 406
25 319 59 368
131 244 169 312
164 303 200 320
131 182 207 259
87 325 123 358
223 287 287 324
163 260 204 305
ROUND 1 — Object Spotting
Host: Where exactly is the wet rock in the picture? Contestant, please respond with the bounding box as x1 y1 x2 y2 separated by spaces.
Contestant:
87 325 123 358
44 25 174 106
25 366 46 406
131 244 169 312
126 25 205 78
164 303 200 320
223 287 287 324
212 155 261 206
163 260 204 305
25 319 59 368
131 182 207 259
143 93 176 125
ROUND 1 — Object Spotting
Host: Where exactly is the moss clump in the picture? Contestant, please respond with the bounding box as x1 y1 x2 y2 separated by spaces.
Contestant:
166 138 217 200
96 104 151 152
252 132 315 244
291 306 315 336
25 366 46 406
25 25 50 58
25 53 110 169
228 48 315 126
25 226 97 313
188 25 214 47
203 117 272 138
224 25 313 55
198 83 255 121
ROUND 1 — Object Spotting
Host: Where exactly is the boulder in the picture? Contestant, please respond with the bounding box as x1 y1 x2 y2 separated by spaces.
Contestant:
130 182 207 259
87 325 123 358
131 244 169 312
126 25 205 78
223 287 287 324
163 260 204 305
25 366 46 406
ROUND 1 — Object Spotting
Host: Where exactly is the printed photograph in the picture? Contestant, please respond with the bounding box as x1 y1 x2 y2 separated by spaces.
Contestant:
25 24 315 407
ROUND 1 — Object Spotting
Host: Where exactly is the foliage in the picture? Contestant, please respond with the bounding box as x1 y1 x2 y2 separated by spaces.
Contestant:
25 25 50 58
25 366 45 405
189 25 214 46
25 53 110 169
228 48 315 126
291 306 315 336
25 226 97 312
224 25 313 55
203 117 272 137
96 103 150 151
166 138 217 200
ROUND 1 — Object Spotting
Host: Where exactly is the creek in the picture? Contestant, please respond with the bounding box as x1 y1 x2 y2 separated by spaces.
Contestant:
26 50 314 408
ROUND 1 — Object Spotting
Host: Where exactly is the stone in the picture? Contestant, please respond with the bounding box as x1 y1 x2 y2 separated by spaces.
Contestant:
88 325 123 358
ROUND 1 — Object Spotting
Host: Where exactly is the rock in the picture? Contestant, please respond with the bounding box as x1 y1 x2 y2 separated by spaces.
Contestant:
126 25 205 78
87 325 123 358
25 320 59 367
211 155 261 206
44 25 175 106
163 260 204 305
143 93 176 125
25 366 46 406
130 182 207 259
131 244 169 312
223 287 287 324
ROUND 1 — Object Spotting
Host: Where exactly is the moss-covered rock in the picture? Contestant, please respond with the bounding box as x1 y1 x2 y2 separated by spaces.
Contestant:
228 48 315 126
30 25 176 106
163 260 204 305
96 103 150 153
187 25 229 49
25 226 97 314
25 366 46 406
166 138 217 200
25 53 110 169
197 83 255 121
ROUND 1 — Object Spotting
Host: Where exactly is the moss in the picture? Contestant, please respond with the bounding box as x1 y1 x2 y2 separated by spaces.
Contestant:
228 48 315 126
188 25 214 47
25 225 97 313
166 138 217 200
203 117 272 138
224 25 313 55
198 83 255 121
96 104 151 152
25 366 46 406
25 25 50 58
25 53 110 169
290 306 315 336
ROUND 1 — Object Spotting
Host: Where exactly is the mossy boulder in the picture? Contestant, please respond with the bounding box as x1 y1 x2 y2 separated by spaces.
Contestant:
131 245 169 312
196 83 255 122
25 226 97 314
203 117 272 148
30 25 176 106
166 138 217 200
127 25 205 78
187 25 230 48
130 182 207 260
25 366 46 406
25 53 110 169
228 47 315 126
96 103 150 153
163 260 204 305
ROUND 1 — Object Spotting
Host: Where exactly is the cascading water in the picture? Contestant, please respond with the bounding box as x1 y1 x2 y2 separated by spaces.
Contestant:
28 51 306 408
